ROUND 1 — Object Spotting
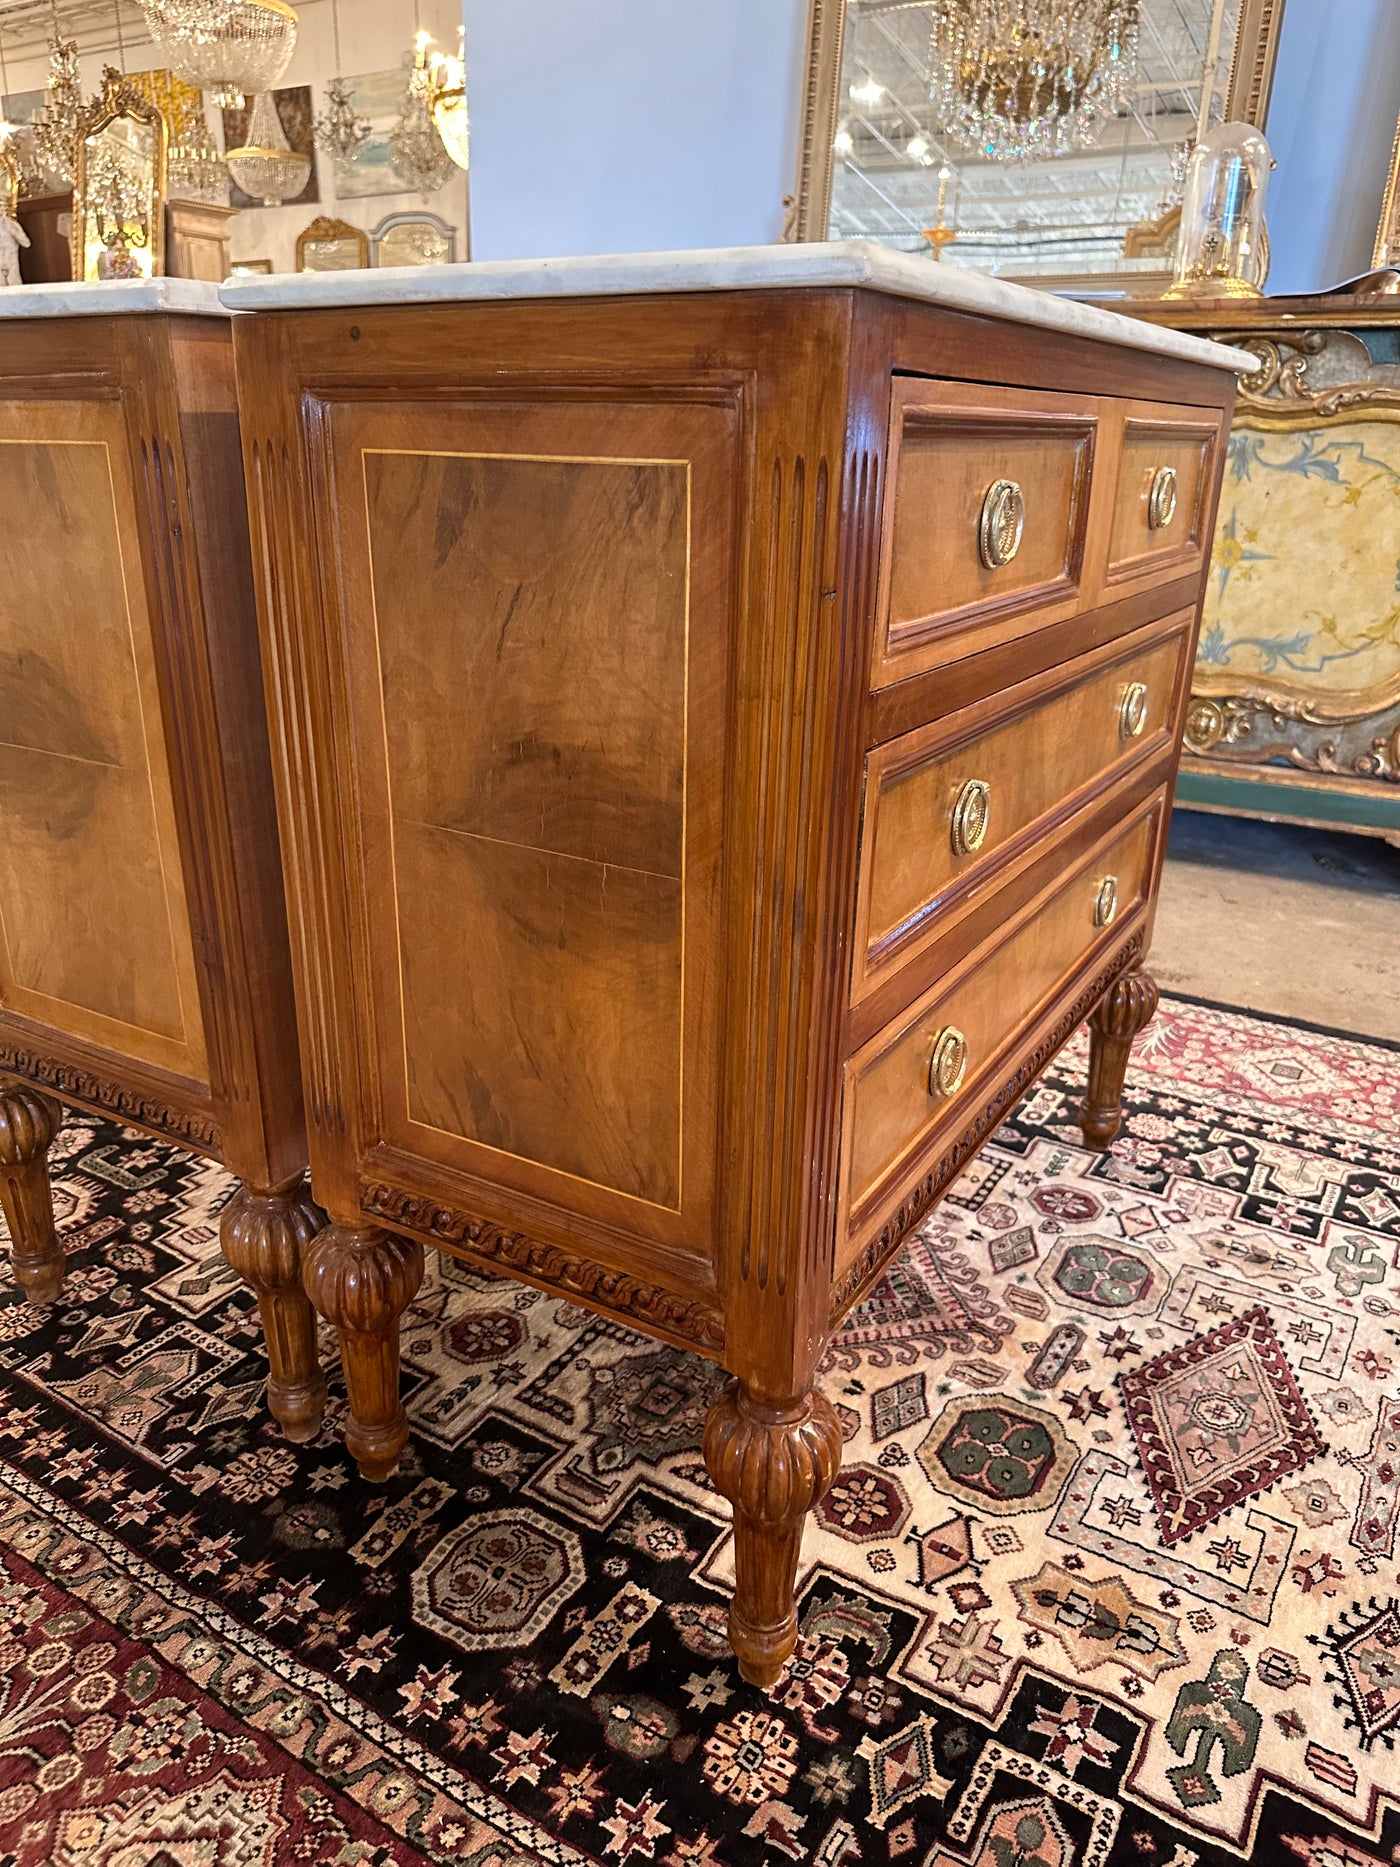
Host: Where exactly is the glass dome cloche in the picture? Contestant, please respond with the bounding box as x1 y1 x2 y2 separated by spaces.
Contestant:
1165 121 1274 301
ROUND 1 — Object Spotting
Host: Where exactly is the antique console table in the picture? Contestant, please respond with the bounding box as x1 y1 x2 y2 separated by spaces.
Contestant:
0 279 326 1444
1122 294 1400 843
223 244 1246 1684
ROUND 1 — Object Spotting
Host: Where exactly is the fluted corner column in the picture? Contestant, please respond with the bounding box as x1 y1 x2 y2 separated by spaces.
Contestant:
220 1176 329 1443
703 1378 843 1689
1078 964 1161 1150
0 1083 64 1306
302 1223 424 1482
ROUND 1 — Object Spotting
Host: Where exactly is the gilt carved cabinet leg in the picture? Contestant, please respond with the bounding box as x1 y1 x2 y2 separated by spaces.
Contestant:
302 1223 424 1482
703 1379 844 1689
220 1177 328 1442
1078 965 1162 1150
0 1083 64 1306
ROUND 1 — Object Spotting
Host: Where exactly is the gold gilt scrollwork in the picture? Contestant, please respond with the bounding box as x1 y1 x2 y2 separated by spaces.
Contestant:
1231 330 1400 422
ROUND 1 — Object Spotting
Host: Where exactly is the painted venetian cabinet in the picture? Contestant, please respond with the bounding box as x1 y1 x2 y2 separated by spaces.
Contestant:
0 280 327 1445
224 245 1244 1685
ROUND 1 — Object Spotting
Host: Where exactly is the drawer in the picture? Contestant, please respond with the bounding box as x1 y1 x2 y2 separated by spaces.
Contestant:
1106 401 1222 588
875 379 1098 685
853 616 1190 1001
838 798 1161 1266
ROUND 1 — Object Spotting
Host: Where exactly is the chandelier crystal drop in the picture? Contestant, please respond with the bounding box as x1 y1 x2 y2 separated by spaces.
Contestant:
225 87 310 204
31 32 83 186
389 40 452 198
927 0 1140 163
136 0 299 111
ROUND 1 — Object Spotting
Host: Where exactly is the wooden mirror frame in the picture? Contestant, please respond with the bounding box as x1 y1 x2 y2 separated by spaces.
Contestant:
295 214 370 272
788 0 1289 257
71 64 168 281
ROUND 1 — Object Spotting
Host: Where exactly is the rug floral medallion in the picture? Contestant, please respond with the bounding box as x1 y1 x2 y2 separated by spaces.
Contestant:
2 998 1400 1867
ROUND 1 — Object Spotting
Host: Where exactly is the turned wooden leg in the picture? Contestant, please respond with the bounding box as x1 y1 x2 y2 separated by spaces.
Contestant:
220 1176 328 1443
703 1378 843 1689
1078 964 1161 1150
302 1222 423 1482
0 1083 64 1306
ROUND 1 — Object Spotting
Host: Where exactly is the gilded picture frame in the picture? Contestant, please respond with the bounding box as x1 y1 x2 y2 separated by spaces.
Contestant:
71 65 168 282
1372 117 1400 268
0 144 19 221
789 0 1289 258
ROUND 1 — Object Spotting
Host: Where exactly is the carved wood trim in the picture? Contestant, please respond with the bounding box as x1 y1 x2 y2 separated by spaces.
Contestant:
361 1180 727 1352
0 1043 220 1151
828 929 1146 1324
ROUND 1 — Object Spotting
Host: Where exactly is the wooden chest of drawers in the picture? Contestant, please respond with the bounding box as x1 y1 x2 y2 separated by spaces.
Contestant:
0 281 326 1445
224 244 1244 1686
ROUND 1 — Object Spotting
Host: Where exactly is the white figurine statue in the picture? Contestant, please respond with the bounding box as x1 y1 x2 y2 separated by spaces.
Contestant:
0 214 30 288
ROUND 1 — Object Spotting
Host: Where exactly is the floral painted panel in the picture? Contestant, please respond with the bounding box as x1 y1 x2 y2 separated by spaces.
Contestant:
1199 420 1400 703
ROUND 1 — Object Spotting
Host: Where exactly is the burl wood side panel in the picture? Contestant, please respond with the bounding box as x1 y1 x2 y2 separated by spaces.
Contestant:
0 399 206 1084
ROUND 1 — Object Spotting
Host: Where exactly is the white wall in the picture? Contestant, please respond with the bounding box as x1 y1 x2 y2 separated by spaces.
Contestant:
3 0 468 274
1264 0 1400 294
460 0 810 260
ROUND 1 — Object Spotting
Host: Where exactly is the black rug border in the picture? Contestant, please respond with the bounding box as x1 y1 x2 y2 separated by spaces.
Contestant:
1160 985 1400 1057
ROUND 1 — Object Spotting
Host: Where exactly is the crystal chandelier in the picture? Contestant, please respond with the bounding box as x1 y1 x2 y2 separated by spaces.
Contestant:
928 0 1140 163
30 31 83 187
389 34 452 198
313 0 369 162
426 28 469 173
169 97 228 200
136 0 299 111
226 88 309 204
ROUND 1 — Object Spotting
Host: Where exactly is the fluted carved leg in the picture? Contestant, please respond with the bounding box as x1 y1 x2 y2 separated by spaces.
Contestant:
1078 965 1161 1150
703 1378 843 1689
0 1083 64 1305
220 1177 328 1443
302 1223 423 1482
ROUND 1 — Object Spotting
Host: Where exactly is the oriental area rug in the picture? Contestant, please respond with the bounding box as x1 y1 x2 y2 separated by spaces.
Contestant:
2 995 1400 1867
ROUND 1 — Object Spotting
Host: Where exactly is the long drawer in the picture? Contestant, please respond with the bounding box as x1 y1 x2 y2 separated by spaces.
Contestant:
836 794 1163 1274
853 614 1191 1002
875 378 1224 686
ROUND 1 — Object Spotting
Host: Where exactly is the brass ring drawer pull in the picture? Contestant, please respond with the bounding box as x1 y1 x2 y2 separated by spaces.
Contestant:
950 778 991 856
1148 464 1179 531
1095 874 1119 928
929 1025 970 1099
979 478 1025 569
1119 680 1149 740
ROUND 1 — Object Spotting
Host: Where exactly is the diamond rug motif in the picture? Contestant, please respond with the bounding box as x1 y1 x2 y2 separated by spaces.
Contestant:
3 997 1400 1866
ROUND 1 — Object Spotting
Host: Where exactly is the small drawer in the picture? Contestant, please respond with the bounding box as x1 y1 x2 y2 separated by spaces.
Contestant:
853 619 1189 1000
1107 401 1222 588
838 799 1160 1266
875 379 1098 685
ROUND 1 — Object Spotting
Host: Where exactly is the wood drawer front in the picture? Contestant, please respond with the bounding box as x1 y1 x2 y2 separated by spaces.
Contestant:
854 617 1190 1001
1106 402 1221 588
876 379 1097 685
839 800 1159 1265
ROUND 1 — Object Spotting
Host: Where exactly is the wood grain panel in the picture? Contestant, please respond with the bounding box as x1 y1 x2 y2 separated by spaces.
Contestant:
1107 402 1221 587
0 405 205 1081
839 795 1161 1266
854 615 1191 999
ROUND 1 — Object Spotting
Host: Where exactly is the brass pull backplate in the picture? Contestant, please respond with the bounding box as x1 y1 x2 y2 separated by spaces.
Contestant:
951 778 991 856
1119 680 1149 740
929 1025 970 1099
1095 874 1119 928
1148 464 1179 531
979 478 1025 569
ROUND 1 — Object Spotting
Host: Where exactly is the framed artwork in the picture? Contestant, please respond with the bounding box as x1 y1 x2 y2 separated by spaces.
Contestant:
230 258 273 274
330 66 414 200
222 85 318 210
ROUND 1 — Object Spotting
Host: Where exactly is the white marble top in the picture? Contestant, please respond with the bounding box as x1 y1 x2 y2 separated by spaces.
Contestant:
218 240 1252 373
0 277 228 318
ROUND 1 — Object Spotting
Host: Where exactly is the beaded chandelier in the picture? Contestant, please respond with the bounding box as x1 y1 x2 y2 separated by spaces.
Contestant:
313 0 370 163
389 39 452 199
928 0 1140 163
225 87 309 204
30 31 83 186
136 0 299 111
169 100 228 201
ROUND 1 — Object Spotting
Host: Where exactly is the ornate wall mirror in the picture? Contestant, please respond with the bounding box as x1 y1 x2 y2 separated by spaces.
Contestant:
791 0 1287 294
0 143 19 222
72 66 167 282
295 214 370 272
371 211 457 268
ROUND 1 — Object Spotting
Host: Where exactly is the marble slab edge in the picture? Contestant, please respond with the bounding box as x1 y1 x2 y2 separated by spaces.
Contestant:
217 239 1254 374
0 277 229 318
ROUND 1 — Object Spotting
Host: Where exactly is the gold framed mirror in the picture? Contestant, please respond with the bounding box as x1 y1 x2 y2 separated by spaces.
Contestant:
0 143 19 222
72 66 167 282
790 0 1287 295
371 211 457 268
295 214 370 272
